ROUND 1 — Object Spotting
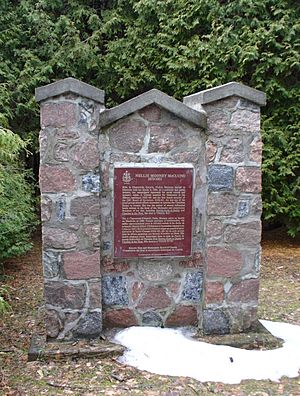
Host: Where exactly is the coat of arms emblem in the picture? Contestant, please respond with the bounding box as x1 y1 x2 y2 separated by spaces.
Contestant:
122 170 132 184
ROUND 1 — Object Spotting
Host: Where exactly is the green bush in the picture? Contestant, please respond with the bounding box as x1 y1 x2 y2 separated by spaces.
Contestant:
0 128 38 261
0 285 12 313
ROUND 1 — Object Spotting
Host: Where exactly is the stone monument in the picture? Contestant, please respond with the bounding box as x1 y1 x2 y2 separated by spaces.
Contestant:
36 78 266 340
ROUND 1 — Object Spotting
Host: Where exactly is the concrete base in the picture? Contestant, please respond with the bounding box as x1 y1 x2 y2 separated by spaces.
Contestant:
195 321 283 350
28 333 125 362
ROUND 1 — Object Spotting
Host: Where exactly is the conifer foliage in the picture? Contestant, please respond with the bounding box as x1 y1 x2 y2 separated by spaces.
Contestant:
0 127 37 260
0 0 299 235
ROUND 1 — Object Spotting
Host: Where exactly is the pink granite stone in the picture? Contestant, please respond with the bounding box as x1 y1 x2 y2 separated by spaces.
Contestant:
41 102 78 128
207 247 243 277
63 251 100 279
39 165 76 192
236 167 261 193
137 287 172 310
165 305 198 327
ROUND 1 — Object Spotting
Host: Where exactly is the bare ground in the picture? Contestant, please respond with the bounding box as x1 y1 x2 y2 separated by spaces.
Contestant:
0 228 299 395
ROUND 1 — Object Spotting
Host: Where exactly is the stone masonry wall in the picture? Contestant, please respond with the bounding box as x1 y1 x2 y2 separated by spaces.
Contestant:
37 80 104 340
201 97 262 334
37 79 265 340
99 105 207 328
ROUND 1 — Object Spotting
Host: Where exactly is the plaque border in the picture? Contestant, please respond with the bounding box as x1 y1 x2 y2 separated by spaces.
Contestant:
113 163 194 258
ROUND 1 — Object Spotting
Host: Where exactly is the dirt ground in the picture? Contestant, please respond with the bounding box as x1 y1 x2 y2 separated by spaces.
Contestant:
0 228 299 395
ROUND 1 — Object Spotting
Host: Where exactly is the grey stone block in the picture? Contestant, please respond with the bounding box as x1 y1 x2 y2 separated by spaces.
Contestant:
138 262 173 282
203 309 230 335
238 98 260 112
208 165 233 191
43 250 60 278
82 174 101 193
254 251 261 273
99 89 207 128
103 241 111 251
181 271 203 302
238 200 250 218
183 82 266 107
74 311 102 339
102 275 129 306
79 101 95 124
142 311 163 327
35 77 105 103
55 196 66 221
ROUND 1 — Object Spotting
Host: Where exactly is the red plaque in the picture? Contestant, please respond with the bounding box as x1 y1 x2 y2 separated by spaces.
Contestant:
114 167 193 258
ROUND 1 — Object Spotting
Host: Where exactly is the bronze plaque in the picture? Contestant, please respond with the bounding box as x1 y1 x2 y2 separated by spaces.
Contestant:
114 167 193 257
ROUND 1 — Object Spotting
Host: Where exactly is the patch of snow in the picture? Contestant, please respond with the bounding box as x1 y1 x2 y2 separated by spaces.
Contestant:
113 320 300 384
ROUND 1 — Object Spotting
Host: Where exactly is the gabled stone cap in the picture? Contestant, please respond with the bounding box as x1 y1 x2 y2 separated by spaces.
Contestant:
35 77 105 104
99 89 207 128
183 82 266 107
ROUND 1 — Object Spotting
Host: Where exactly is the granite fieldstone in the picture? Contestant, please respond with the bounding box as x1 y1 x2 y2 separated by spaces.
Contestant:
53 142 69 162
139 104 161 122
207 247 243 277
238 200 250 218
102 275 129 306
108 120 146 152
44 282 86 309
89 281 102 308
137 287 172 310
55 196 66 221
63 251 100 279
203 309 230 335
70 196 100 217
41 196 52 222
132 282 145 302
207 193 237 216
149 124 185 153
142 311 163 327
41 102 78 128
181 271 203 302
230 109 260 132
74 312 102 339
102 257 130 273
236 167 261 193
43 250 61 278
228 279 260 303
72 138 100 170
205 110 230 136
166 305 198 327
39 165 76 193
138 262 173 282
104 308 138 328
220 138 244 163
205 140 218 163
249 136 262 163
45 310 63 339
206 219 223 242
43 228 78 249
208 165 233 191
224 221 261 245
82 174 101 192
205 282 224 304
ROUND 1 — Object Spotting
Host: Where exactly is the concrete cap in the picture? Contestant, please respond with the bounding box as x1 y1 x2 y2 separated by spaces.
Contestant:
35 77 105 103
99 89 207 128
183 82 266 107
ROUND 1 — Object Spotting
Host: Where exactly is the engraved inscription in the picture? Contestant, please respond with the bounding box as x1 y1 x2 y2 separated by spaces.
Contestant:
114 167 193 257
122 186 185 216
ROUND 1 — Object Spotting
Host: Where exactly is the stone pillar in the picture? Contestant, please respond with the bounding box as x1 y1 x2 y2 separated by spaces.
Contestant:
184 82 266 334
36 78 105 340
